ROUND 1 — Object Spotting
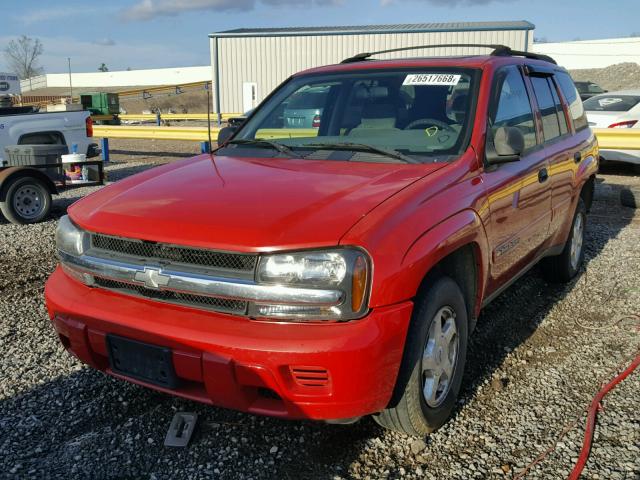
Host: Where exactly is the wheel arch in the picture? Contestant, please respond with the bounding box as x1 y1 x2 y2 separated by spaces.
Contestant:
0 167 58 202
401 209 490 327
17 130 67 146
580 174 596 213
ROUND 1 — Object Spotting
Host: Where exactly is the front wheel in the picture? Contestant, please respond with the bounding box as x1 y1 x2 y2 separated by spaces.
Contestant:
373 276 468 436
0 176 52 224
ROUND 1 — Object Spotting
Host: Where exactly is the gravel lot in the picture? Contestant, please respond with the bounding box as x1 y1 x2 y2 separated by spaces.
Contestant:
1 140 639 480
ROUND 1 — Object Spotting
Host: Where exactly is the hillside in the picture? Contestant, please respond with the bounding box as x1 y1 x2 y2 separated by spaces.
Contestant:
569 62 640 91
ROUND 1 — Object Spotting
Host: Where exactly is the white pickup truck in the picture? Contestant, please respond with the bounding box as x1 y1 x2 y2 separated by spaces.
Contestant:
0 106 100 163
0 106 102 224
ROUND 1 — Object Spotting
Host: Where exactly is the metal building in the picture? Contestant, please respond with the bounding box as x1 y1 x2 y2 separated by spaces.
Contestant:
208 20 535 119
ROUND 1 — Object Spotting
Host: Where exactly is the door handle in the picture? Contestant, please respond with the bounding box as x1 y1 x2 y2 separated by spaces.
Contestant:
538 168 549 183
574 151 582 163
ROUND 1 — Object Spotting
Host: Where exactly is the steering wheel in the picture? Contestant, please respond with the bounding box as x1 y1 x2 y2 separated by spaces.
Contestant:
404 118 455 132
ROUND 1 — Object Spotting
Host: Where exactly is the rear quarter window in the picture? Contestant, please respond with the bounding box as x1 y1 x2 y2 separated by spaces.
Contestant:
556 72 589 131
531 76 562 142
583 95 640 112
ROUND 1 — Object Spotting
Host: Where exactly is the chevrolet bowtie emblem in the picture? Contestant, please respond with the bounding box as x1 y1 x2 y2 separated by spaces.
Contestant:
134 267 171 289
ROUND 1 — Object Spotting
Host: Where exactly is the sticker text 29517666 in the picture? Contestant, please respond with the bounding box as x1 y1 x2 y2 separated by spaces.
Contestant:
403 74 461 86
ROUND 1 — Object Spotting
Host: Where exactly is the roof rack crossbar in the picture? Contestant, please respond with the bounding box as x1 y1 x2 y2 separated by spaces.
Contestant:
490 46 557 64
340 43 557 65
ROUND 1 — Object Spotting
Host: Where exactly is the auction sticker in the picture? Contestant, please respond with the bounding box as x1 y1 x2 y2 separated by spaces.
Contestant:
403 73 461 86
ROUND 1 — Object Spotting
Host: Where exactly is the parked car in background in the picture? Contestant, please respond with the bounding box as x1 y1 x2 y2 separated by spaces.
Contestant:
0 107 100 165
0 106 102 223
584 90 640 169
574 81 607 101
228 85 331 131
46 46 598 437
283 86 330 128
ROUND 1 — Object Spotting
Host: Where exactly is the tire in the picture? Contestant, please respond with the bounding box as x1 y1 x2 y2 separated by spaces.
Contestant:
0 176 52 224
620 187 639 209
373 276 468 436
541 197 586 283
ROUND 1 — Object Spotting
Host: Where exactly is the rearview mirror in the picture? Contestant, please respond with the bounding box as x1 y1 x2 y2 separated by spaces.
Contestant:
485 126 525 165
217 126 238 146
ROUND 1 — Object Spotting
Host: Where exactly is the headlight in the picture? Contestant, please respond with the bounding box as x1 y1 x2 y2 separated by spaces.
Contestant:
56 215 89 256
257 252 346 286
253 248 370 322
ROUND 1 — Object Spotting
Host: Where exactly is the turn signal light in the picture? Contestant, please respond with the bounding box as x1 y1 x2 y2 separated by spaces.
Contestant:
351 255 367 312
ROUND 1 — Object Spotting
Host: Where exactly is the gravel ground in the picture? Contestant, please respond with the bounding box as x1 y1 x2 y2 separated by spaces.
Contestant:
1 140 639 480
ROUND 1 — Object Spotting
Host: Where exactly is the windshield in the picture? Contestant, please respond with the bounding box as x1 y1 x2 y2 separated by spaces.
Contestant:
226 68 479 163
583 94 640 112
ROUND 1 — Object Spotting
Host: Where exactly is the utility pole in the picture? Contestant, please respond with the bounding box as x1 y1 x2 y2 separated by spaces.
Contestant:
67 57 73 101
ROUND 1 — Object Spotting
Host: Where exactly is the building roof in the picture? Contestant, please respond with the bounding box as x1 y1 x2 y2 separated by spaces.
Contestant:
211 21 535 38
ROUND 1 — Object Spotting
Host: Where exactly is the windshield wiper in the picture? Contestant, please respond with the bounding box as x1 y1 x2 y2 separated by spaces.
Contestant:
304 142 419 164
226 139 296 157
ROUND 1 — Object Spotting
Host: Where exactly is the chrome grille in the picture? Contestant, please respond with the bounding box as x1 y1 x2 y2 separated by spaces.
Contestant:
91 234 257 272
93 277 248 315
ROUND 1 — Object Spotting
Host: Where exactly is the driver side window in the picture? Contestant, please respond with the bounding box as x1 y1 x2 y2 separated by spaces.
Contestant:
491 67 537 151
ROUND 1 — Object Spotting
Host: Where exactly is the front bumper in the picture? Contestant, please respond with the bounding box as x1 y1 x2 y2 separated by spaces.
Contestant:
45 267 413 420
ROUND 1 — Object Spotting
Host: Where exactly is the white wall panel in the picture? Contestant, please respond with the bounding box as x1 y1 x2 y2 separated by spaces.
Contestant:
215 29 530 113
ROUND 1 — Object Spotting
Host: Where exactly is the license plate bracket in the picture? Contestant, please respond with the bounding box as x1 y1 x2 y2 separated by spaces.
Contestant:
106 334 180 389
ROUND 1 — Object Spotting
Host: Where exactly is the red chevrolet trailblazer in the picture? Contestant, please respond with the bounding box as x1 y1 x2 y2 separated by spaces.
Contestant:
45 45 598 436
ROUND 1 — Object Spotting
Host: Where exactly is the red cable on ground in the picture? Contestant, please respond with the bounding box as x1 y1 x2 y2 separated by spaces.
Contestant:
568 351 640 480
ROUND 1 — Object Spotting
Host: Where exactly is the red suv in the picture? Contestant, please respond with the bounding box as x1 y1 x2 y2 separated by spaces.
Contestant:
45 45 598 436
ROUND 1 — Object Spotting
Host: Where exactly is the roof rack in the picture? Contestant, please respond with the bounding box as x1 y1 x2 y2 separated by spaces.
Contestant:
340 43 557 65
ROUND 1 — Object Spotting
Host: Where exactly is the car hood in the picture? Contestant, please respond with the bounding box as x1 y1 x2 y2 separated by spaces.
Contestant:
70 154 445 251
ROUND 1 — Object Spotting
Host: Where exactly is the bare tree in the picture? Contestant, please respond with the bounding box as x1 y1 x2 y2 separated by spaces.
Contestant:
4 35 44 79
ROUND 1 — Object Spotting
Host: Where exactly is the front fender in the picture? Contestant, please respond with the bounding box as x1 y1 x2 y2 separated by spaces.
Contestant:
393 209 489 317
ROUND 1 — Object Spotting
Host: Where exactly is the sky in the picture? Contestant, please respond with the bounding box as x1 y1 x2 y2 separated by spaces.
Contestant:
1 0 639 74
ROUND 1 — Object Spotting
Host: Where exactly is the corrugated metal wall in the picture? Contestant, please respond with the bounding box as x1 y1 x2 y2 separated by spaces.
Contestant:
211 29 530 114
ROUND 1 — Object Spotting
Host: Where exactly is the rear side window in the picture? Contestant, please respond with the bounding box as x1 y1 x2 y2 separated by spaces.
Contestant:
549 79 569 135
491 66 537 150
531 77 562 142
556 72 589 131
583 95 640 112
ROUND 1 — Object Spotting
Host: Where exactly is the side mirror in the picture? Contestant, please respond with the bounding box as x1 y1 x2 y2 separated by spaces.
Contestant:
217 126 238 146
485 126 525 165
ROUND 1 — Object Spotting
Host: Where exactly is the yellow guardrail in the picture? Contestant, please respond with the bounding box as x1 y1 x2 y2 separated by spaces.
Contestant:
254 129 319 140
92 126 319 142
91 114 116 122
93 125 640 150
118 113 242 121
93 125 220 141
592 129 640 150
